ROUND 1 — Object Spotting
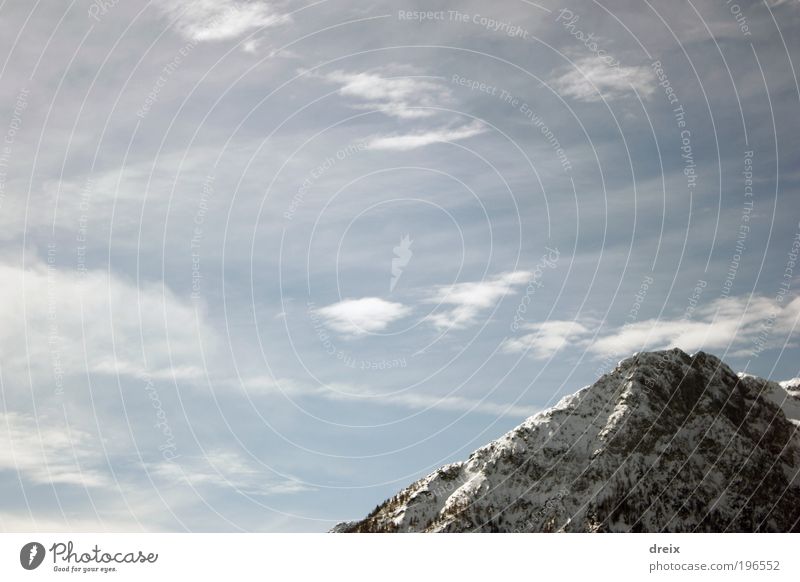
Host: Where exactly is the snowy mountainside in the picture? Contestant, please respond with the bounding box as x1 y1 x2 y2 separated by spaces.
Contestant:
335 349 800 532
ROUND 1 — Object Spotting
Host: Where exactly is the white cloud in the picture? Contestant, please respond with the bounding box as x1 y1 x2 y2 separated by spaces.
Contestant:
0 254 215 386
589 295 800 357
424 271 531 330
0 412 109 487
551 57 656 102
367 121 487 151
502 320 592 359
156 0 290 42
503 294 800 360
315 297 411 336
241 38 260 53
319 70 451 119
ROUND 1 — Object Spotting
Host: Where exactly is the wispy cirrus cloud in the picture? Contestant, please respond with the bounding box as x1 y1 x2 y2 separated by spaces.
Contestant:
351 390 540 417
366 121 487 151
315 297 411 336
317 69 452 119
0 412 109 488
148 449 312 496
424 271 532 330
156 0 291 42
239 377 540 417
551 56 656 102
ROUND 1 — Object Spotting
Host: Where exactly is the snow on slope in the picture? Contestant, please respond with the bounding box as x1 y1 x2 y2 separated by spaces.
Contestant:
336 349 800 532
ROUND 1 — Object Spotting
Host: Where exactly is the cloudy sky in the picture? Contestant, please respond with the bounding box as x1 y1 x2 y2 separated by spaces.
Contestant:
0 0 799 532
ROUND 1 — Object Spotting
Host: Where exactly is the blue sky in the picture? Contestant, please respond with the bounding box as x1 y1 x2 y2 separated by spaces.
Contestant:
0 0 799 531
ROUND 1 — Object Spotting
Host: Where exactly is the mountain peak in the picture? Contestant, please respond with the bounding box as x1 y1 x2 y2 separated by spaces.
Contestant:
335 350 800 533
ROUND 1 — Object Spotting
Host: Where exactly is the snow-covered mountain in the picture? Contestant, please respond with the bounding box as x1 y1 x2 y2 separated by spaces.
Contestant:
335 349 800 532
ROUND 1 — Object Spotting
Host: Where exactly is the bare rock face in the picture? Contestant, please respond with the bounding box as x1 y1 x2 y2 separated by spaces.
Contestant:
336 349 800 532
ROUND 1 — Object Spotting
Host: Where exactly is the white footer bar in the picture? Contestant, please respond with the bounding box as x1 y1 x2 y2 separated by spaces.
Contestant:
1 533 796 581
